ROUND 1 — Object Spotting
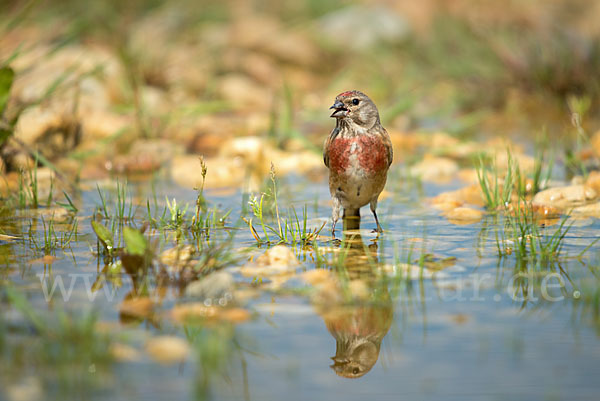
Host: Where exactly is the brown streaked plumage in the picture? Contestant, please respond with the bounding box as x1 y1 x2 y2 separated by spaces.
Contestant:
323 90 393 235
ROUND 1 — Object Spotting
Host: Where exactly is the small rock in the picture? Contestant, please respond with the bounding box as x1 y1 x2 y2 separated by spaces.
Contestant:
219 136 271 171
445 207 484 225
531 203 561 218
217 74 272 109
272 150 324 176
585 171 600 194
119 297 153 319
220 308 251 323
30 255 59 265
299 269 334 286
81 110 129 140
171 155 245 189
159 245 195 273
572 202 600 218
532 185 597 210
240 245 299 277
233 288 260 304
13 105 62 145
11 106 81 163
431 199 464 212
0 172 20 193
110 343 141 362
171 303 218 323
457 168 480 184
9 153 35 170
388 130 419 161
110 139 181 175
257 244 299 267
572 175 585 185
411 156 459 182
185 271 234 301
590 130 600 157
145 336 190 365
430 185 485 208
188 132 227 156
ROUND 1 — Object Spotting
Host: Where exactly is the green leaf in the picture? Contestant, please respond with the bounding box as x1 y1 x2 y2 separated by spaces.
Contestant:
91 220 114 253
123 226 147 256
56 190 78 213
0 66 14 116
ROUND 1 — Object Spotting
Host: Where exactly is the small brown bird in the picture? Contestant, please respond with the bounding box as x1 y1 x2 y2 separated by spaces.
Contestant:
323 90 393 235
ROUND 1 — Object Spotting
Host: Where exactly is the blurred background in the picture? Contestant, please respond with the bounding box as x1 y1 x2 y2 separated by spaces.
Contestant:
2 0 600 186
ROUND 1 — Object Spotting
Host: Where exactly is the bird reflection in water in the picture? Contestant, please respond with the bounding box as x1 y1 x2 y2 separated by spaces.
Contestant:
315 214 393 379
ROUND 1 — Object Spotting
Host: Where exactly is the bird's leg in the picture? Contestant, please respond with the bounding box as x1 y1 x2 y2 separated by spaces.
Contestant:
343 207 361 231
331 196 342 238
370 199 383 233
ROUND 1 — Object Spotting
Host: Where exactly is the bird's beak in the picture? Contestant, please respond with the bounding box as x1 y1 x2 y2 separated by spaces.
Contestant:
330 101 348 118
331 356 349 364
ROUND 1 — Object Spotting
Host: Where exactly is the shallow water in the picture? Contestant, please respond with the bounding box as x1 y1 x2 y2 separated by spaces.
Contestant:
1 171 600 401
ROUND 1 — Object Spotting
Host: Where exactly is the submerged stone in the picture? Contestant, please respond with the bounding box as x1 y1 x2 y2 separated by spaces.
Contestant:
185 271 234 301
444 207 484 225
145 336 190 365
240 245 299 277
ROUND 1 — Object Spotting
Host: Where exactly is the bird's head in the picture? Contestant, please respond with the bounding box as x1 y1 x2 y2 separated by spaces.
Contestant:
330 90 380 129
330 340 380 379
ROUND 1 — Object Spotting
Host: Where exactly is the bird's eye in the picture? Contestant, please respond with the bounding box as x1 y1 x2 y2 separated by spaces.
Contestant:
353 368 360 374
352 98 360 105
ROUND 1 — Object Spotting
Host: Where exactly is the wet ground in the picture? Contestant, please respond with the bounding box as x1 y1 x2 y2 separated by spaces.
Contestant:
1 167 600 401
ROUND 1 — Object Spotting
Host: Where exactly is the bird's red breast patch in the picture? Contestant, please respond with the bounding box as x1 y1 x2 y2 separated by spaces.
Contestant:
328 135 388 176
357 135 387 174
328 137 352 174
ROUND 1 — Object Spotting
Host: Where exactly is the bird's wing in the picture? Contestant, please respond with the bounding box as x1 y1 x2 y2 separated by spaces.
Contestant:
381 127 393 167
323 126 340 168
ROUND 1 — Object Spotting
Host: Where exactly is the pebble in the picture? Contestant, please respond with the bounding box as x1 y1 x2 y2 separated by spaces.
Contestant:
411 156 459 182
171 303 218 323
185 271 234 301
240 245 299 277
532 185 597 210
430 185 485 208
110 343 141 362
572 202 600 218
119 297 153 319
159 245 195 273
145 336 190 365
445 207 484 225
